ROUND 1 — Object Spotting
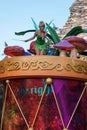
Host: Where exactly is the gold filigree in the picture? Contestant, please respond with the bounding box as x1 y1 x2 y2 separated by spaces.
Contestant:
0 58 87 75
84 66 87 73
37 60 63 70
6 61 21 71
0 59 63 73
22 61 31 70
0 64 5 73
21 59 63 70
65 62 87 73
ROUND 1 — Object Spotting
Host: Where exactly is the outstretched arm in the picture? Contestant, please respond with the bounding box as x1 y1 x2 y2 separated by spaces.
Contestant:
24 32 36 42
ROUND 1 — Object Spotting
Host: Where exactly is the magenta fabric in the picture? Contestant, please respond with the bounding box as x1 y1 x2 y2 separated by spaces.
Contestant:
3 78 87 130
53 79 86 130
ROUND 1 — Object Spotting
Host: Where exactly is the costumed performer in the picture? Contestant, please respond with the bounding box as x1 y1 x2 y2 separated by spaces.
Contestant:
24 21 47 55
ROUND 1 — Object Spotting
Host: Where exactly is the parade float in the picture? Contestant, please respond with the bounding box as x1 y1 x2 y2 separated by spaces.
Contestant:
0 20 87 130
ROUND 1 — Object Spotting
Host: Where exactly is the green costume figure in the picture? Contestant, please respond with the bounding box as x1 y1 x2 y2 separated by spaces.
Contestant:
24 21 47 55
35 35 47 50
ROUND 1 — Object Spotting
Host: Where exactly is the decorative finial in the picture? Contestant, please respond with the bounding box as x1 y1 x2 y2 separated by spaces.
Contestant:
46 77 52 85
85 82 87 86
6 80 10 84
28 127 34 130
63 128 68 130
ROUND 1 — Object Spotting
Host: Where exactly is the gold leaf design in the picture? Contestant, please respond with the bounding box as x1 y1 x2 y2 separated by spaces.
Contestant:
6 61 20 71
0 58 87 76
65 62 87 73
0 59 63 72
0 64 5 73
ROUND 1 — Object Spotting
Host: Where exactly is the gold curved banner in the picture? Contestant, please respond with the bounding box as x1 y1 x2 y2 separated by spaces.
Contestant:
0 56 87 80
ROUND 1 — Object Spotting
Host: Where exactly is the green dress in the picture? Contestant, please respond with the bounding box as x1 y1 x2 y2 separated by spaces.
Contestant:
35 35 47 50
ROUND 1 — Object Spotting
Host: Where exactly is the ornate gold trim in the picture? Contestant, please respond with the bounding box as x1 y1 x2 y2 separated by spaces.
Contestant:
0 59 64 72
0 56 87 80
65 62 87 73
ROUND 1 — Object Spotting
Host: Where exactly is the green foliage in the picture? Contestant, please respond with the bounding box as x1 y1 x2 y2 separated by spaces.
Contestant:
46 23 60 43
63 26 87 38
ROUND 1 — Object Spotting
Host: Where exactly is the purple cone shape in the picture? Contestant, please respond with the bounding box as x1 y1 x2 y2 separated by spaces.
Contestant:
54 40 75 49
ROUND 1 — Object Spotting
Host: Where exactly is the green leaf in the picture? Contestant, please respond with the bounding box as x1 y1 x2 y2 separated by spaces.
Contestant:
82 29 87 33
63 26 84 38
46 23 60 43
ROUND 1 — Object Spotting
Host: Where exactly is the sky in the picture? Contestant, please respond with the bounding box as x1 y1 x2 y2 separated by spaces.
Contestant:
0 0 74 60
